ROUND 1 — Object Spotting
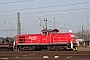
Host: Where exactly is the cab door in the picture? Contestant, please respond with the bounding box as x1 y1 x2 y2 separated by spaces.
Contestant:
41 32 52 44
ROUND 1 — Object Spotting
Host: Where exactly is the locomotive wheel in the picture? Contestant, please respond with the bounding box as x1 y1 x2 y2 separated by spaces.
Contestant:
47 46 55 51
59 46 65 51
20 47 24 51
0 48 3 51
29 46 35 51
59 46 66 51
32 46 35 51
49 46 54 51
4 48 9 51
54 46 59 51
18 46 22 51
51 46 58 51
1 48 4 51
29 47 33 51
0 48 8 51
50 47 55 51
47 46 51 51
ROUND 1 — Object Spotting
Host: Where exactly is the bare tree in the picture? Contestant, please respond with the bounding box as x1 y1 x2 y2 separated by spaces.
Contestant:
75 29 90 40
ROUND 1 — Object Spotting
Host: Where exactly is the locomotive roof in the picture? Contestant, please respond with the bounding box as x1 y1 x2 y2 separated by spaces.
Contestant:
41 29 59 32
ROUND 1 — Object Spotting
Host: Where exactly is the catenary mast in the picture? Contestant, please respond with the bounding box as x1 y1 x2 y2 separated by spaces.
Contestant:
17 12 21 35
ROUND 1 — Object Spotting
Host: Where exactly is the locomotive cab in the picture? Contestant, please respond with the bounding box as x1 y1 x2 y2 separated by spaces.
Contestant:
41 29 59 35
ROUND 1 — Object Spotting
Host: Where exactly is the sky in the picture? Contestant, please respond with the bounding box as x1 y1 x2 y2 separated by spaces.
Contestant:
0 0 90 37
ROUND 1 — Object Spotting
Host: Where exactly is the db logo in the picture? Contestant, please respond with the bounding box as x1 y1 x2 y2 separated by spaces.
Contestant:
29 36 37 40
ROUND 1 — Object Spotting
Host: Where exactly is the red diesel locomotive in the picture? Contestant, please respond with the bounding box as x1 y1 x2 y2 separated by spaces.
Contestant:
16 29 77 51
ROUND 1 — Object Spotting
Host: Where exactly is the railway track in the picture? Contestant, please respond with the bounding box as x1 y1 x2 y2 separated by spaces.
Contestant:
0 51 90 60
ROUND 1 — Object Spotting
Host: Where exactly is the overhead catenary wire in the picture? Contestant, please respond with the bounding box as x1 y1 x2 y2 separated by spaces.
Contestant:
0 0 33 4
0 1 90 20
0 1 90 12
0 12 90 21
0 1 90 25
0 7 90 17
